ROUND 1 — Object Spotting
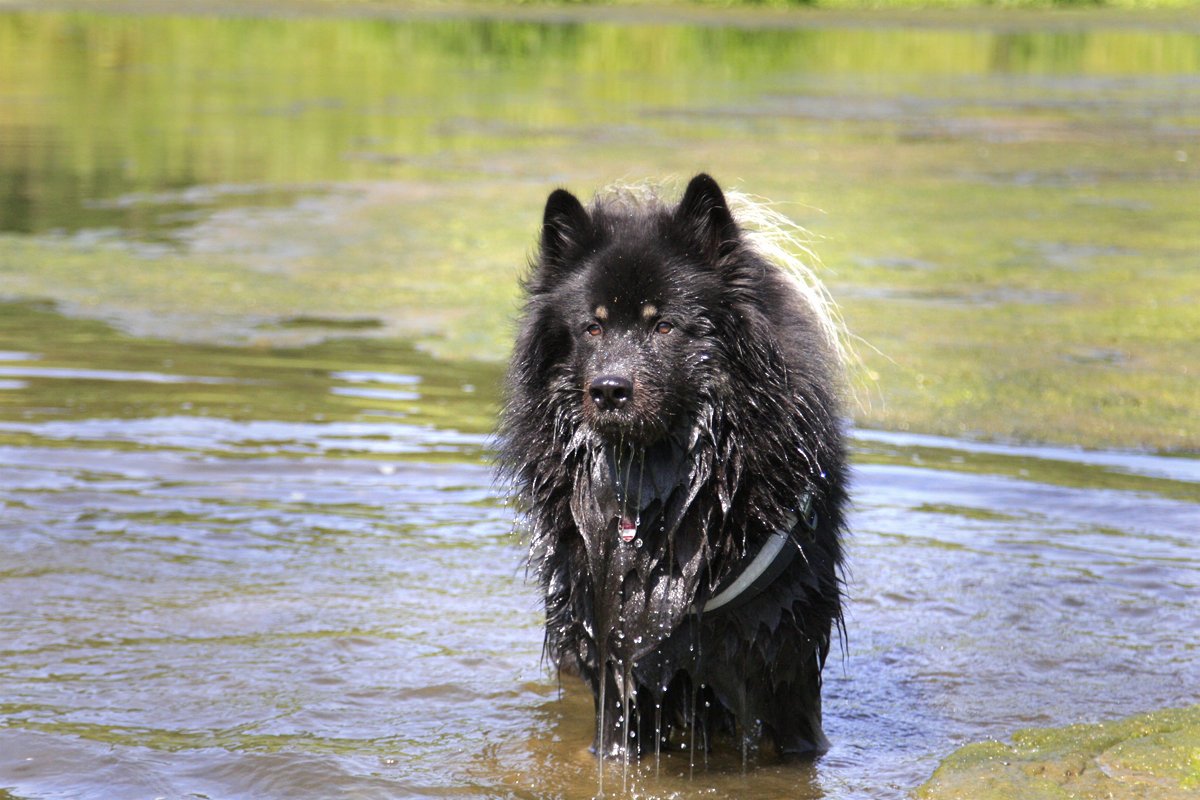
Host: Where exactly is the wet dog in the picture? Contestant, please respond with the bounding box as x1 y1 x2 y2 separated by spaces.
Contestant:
497 174 848 758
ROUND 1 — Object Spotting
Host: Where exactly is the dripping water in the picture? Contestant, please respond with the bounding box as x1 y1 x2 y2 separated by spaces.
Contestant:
702 692 711 771
621 659 632 794
597 661 606 798
688 649 699 781
635 447 646 531
653 697 663 777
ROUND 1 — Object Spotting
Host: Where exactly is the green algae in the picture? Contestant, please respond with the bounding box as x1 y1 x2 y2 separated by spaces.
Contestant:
1 9 1198 453
919 706 1200 800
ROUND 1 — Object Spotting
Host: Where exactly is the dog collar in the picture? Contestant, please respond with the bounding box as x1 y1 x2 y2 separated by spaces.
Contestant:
691 492 818 616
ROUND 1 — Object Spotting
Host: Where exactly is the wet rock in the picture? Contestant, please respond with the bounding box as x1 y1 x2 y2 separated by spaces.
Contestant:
918 705 1200 800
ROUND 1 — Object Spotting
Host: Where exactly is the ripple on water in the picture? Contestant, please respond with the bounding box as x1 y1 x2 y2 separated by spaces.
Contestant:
4 402 1195 799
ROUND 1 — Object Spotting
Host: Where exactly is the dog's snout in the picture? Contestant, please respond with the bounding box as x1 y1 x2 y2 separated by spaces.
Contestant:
589 375 633 410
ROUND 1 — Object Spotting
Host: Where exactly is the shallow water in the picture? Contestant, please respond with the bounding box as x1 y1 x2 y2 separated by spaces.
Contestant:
1 6 1199 799
1 302 1197 799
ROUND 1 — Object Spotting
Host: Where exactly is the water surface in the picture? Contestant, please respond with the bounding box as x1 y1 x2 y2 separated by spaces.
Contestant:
2 7 1197 443
1 301 1197 799
1 6 1198 799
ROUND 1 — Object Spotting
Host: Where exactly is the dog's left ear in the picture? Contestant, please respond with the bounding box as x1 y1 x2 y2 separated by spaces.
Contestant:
541 188 591 266
676 173 738 263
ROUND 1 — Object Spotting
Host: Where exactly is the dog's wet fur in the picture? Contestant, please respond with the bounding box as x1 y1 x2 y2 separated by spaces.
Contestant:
497 174 847 759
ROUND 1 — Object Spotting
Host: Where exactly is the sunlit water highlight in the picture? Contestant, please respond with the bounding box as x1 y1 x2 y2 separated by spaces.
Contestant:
0 307 1196 800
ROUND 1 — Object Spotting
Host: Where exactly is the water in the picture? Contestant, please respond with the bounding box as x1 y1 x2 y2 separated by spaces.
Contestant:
1 6 1199 799
1 301 1196 799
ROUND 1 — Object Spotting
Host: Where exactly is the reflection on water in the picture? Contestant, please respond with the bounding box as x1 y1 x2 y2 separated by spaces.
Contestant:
3 6 1197 446
2 11 1198 237
0 302 1196 799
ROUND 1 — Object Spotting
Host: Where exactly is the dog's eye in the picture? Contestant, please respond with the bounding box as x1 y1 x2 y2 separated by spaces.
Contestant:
655 321 674 335
585 323 603 337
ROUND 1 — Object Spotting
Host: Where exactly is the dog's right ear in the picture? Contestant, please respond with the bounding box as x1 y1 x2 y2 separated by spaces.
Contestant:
676 173 738 265
540 188 591 269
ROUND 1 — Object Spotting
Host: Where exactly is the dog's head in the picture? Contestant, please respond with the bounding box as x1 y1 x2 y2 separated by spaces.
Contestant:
514 175 750 446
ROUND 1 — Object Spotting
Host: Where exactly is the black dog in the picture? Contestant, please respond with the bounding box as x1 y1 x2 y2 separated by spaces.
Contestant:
497 174 847 759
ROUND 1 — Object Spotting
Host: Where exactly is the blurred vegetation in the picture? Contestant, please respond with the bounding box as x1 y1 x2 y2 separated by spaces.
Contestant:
1 10 1197 450
15 0 1200 11
4 10 1196 225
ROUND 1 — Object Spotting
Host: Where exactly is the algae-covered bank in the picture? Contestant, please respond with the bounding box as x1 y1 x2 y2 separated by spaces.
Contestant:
920 706 1200 800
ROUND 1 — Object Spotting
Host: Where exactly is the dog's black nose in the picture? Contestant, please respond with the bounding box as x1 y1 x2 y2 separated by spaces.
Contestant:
589 375 633 410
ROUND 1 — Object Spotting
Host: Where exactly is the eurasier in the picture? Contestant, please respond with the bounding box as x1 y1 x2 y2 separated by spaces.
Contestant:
497 174 848 759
